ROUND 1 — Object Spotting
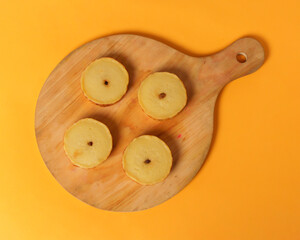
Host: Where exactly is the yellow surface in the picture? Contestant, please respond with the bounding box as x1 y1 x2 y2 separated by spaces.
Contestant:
0 0 299 239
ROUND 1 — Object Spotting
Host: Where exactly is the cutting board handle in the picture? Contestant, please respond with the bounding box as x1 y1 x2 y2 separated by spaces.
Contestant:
203 37 265 88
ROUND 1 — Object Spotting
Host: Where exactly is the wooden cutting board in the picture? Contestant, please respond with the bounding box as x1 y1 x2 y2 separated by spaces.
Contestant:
35 34 264 211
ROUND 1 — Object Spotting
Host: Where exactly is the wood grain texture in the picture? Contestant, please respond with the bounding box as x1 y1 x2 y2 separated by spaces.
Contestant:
35 34 264 211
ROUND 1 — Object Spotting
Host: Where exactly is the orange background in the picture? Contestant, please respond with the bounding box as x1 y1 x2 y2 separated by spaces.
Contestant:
0 0 299 239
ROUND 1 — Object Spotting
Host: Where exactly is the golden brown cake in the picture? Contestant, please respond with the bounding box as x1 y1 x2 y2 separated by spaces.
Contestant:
122 135 172 185
64 118 112 168
81 57 129 105
138 72 187 120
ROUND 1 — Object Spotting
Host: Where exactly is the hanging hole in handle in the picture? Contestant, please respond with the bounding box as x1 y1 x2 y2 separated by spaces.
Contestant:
236 52 247 63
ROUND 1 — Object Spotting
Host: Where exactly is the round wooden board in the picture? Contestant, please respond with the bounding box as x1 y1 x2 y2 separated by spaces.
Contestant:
35 34 264 211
